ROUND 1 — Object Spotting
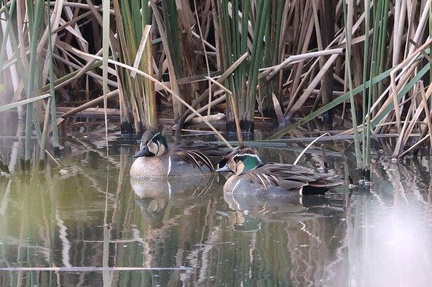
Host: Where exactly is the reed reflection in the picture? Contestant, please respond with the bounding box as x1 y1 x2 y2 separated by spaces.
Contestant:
220 188 346 286
1 139 431 286
344 159 432 286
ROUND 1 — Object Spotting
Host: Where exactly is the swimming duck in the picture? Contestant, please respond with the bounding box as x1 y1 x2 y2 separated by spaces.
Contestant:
130 130 218 178
216 149 342 195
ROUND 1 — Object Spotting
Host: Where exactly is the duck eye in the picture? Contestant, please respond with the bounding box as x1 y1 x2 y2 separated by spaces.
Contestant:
233 155 243 163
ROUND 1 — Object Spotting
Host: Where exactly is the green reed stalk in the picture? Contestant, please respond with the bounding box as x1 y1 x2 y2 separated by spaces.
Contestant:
344 0 362 169
39 1 55 168
160 0 186 119
362 0 372 170
102 0 110 151
231 0 243 107
24 0 44 170
219 0 276 134
0 1 15 75
247 0 269 119
47 0 59 158
218 1 239 130
259 0 285 118
159 0 213 123
162 1 182 79
361 0 389 168
368 0 382 104
113 0 156 133
103 0 112 276
376 0 389 98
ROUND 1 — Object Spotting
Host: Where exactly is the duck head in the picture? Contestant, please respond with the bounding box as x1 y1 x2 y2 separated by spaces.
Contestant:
135 132 168 158
216 152 263 175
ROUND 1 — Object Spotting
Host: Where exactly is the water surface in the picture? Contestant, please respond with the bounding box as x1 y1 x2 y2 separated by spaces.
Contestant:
1 136 432 286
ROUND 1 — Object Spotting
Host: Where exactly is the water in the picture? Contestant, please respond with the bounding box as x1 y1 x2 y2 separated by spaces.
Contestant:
1 136 432 286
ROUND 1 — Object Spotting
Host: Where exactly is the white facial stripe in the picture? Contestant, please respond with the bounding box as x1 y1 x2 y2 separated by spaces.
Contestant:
235 153 261 160
167 156 172 176
150 133 160 141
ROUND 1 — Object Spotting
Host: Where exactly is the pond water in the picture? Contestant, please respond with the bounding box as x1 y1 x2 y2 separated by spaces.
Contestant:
1 134 432 286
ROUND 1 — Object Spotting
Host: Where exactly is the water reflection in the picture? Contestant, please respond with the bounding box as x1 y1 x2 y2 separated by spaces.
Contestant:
0 139 431 286
344 159 432 286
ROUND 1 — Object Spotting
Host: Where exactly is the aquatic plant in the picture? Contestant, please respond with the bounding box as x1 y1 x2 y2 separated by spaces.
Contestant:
1 0 431 172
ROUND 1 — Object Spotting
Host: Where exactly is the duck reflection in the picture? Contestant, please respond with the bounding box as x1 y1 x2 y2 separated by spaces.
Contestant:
130 174 219 226
127 145 348 286
218 188 347 286
130 174 216 199
223 190 343 228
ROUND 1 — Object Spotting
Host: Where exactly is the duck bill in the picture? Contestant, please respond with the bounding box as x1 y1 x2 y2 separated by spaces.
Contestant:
134 147 150 158
215 165 231 172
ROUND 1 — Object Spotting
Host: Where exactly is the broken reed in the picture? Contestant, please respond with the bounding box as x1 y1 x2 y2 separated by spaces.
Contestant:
1 0 432 172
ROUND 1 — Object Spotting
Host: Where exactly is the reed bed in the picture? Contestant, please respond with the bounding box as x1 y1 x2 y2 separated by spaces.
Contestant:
0 0 431 171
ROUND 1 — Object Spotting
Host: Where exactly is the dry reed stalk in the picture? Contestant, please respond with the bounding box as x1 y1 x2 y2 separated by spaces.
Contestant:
71 48 232 148
2 0 432 169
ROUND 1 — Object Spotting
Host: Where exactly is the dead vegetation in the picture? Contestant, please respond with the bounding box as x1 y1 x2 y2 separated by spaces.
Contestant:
0 0 431 170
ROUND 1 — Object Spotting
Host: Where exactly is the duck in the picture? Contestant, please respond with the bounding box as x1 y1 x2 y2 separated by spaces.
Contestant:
130 130 221 178
216 148 342 195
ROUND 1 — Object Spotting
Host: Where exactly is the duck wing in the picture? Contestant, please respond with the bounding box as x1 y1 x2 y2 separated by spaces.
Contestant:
252 163 342 192
174 141 230 170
